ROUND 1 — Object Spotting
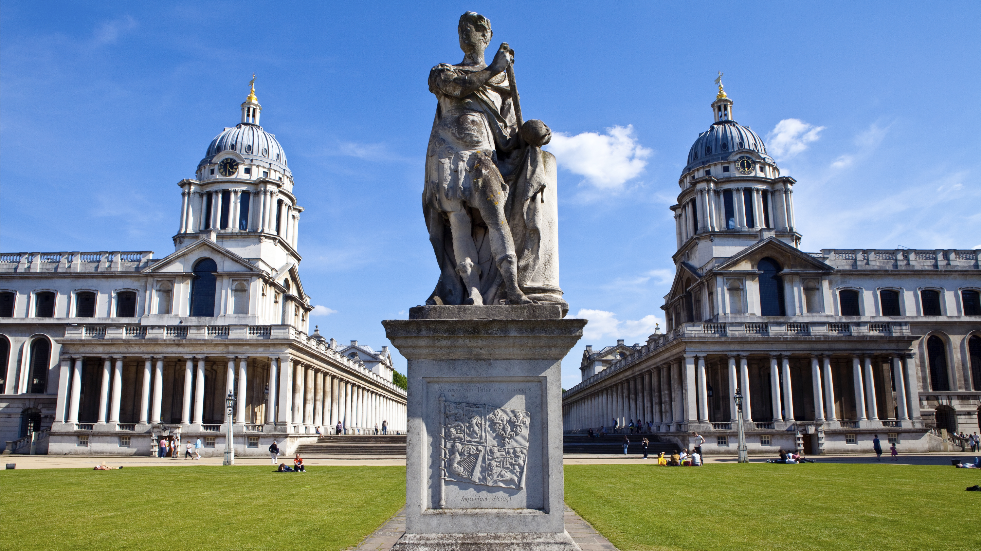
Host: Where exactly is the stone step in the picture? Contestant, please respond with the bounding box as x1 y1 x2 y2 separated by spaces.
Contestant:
563 442 679 455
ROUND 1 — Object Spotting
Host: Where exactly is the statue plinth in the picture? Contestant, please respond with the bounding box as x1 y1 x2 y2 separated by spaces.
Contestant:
383 305 585 550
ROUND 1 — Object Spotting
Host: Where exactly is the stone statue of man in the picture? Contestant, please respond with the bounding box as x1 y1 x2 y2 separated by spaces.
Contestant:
424 12 566 312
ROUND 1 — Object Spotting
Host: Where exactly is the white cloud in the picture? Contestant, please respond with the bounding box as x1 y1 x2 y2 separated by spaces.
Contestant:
545 125 652 191
93 16 137 46
830 155 853 169
310 305 337 316
574 308 663 343
766 118 825 160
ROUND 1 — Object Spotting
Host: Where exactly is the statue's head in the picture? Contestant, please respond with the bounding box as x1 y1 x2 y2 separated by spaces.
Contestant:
458 12 492 55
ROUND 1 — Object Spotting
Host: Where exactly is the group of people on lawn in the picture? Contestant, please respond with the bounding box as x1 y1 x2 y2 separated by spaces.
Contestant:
268 441 306 472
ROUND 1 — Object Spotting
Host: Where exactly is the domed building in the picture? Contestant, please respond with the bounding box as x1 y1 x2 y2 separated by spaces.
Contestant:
0 82 407 457
563 79 981 456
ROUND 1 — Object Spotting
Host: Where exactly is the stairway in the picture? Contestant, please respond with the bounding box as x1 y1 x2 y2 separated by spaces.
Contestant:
563 434 680 455
296 434 406 457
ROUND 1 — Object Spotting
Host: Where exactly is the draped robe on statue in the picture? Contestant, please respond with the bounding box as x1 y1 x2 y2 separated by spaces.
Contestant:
424 62 566 312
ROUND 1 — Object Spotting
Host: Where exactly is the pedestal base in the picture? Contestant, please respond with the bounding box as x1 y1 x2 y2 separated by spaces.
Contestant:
392 530 581 551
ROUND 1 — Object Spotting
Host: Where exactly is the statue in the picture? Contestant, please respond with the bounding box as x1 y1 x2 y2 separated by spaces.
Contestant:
424 12 566 313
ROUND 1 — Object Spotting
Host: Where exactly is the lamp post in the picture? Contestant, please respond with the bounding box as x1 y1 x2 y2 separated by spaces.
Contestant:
735 388 748 463
223 391 236 466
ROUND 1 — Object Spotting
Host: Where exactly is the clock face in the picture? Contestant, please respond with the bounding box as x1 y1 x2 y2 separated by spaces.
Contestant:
736 156 754 175
218 158 239 177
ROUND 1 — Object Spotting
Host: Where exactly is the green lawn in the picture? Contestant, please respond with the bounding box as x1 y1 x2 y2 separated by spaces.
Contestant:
0 466 405 551
565 463 981 551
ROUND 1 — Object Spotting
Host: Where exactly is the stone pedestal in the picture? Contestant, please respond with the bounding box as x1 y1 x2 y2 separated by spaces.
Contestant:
383 305 585 551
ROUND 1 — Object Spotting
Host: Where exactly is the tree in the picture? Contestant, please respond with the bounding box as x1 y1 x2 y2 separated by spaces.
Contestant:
393 370 408 391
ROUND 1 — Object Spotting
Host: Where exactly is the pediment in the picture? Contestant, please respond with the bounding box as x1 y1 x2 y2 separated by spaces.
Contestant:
714 237 833 273
667 262 703 301
144 238 261 274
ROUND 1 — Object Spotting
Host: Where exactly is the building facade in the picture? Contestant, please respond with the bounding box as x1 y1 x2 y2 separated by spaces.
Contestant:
1 84 406 456
562 83 981 454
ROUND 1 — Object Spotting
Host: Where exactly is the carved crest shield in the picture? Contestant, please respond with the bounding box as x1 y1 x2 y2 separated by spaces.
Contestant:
440 397 530 490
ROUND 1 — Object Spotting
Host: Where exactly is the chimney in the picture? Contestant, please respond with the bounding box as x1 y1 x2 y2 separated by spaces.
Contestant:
351 340 358 347
617 339 624 346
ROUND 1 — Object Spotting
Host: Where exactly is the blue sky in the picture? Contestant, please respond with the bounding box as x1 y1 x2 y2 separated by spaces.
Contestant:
2 2 979 389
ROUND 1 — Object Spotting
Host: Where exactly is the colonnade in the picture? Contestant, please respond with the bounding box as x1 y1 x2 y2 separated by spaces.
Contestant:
564 352 919 432
674 181 795 247
57 354 406 434
178 184 300 249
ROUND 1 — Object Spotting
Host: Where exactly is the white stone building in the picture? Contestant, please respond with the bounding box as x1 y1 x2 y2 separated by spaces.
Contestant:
562 84 981 455
0 84 407 456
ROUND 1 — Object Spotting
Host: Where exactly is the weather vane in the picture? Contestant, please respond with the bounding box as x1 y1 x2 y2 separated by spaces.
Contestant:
714 71 727 100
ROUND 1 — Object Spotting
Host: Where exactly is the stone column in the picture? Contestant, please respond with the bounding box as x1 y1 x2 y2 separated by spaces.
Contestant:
328 375 338 427
109 357 123 423
811 356 825 422
903 354 920 420
734 187 746 229
237 357 247 424
739 356 753 422
822 356 837 422
182 358 193 425
672 360 684 428
645 371 654 424
770 356 783 422
68 357 83 424
139 358 151 424
278 356 293 425
892 356 909 421
152 358 163 424
852 356 867 422
651 369 661 427
781 356 794 422
628 377 637 423
293 362 305 426
344 382 353 432
661 366 672 428
225 358 235 412
696 356 709 423
863 357 879 421
193 358 206 425
266 357 278 424
98 358 111 424
728 356 739 422
55 357 72 423
304 366 315 429
314 371 324 429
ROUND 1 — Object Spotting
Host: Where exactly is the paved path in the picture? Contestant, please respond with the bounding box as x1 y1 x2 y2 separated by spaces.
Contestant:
347 506 618 551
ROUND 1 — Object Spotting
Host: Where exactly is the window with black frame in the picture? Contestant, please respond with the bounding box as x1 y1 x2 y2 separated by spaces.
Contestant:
879 289 901 316
115 291 137 317
75 291 96 317
920 289 942 316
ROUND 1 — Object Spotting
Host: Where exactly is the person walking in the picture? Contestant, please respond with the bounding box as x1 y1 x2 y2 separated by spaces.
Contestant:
382 420 388 435
890 442 898 460
642 437 650 459
873 434 883 461
269 440 280 464
622 435 630 456
194 438 202 459
185 442 193 459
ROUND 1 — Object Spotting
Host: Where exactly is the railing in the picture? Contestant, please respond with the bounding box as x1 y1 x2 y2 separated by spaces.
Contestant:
0 253 22 263
881 420 900 427
787 323 810 335
248 326 272 338
840 420 859 428
78 424 94 431
165 326 188 338
201 425 221 432
752 422 775 430
117 424 136 431
868 323 891 334
828 323 851 335
207 326 229 338
745 323 769 335
711 422 732 430
244 424 264 433
79 253 102 262
40 253 62 263
119 252 143 262
703 323 727 335
85 326 106 338
125 326 147 338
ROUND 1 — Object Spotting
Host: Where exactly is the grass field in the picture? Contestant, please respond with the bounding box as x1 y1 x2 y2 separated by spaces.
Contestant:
565 463 981 551
0 466 405 551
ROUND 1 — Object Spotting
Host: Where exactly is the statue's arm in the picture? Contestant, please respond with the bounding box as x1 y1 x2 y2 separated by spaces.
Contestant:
429 43 513 98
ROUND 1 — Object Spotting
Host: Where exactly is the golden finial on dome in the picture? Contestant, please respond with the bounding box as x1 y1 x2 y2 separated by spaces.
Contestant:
246 73 258 103
715 71 727 100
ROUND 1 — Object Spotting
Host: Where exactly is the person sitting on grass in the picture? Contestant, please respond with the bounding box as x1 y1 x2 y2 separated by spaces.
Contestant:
691 451 702 466
679 449 690 465
657 452 667 466
669 451 681 466
277 463 294 472
293 454 306 472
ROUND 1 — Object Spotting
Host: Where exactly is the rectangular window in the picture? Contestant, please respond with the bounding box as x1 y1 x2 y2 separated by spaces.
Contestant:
75 291 96 318
204 193 214 230
690 199 698 235
247 436 259 448
0 292 15 317
717 436 729 446
845 434 857 445
722 165 730 172
962 290 981 316
115 291 137 318
119 436 131 447
880 290 901 316
220 190 232 229
722 190 735 229
921 289 942 316
887 433 899 444
743 188 755 228
262 170 269 178
35 292 55 318
704 169 711 176
839 289 861 316
243 167 251 175
77 435 89 447
761 190 771 228
239 192 251 231
210 168 215 175
204 437 216 448
760 435 772 446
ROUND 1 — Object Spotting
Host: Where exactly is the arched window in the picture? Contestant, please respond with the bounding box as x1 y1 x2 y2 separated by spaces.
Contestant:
921 289 942 316
0 292 15 317
115 291 137 317
683 278 694 323
190 258 218 317
879 289 901 316
232 281 249 315
935 405 957 434
35 291 55 318
28 337 50 394
927 335 950 391
839 289 860 316
757 258 785 316
75 291 96 317
155 281 172 315
969 335 981 392
0 335 9 392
